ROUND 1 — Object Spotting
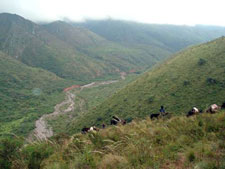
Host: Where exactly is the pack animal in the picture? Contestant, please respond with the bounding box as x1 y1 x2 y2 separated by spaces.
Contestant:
81 127 90 134
150 113 160 119
186 107 199 117
207 104 220 113
221 102 225 109
150 108 169 119
110 116 126 125
81 126 99 134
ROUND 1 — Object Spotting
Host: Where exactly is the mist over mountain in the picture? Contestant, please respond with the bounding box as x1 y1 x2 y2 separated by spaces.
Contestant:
73 19 225 51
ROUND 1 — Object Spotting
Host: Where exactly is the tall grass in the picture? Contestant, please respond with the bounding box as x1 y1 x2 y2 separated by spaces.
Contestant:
2 111 224 169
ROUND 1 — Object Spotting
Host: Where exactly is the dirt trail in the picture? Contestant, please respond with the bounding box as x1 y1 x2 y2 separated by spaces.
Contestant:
30 78 123 141
30 92 75 140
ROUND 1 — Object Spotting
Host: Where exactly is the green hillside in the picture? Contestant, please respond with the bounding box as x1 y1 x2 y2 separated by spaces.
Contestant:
68 37 225 131
43 21 171 73
47 74 138 135
1 111 225 169
75 19 225 51
1 13 225 138
0 13 126 82
2 13 225 83
0 51 72 136
43 21 107 49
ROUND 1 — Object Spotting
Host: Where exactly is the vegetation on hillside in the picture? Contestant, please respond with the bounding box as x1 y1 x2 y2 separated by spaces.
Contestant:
2 13 225 83
47 74 138 135
68 37 225 132
1 13 225 139
0 13 171 83
0 51 73 136
0 13 119 82
44 21 172 73
1 111 224 169
75 19 225 51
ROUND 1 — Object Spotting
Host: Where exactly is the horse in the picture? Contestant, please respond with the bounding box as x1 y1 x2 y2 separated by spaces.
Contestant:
150 113 160 119
206 104 220 114
186 107 199 117
221 102 225 109
81 127 90 134
110 116 126 125
81 126 99 134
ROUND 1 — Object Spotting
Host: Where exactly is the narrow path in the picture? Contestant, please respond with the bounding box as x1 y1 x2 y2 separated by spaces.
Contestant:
29 78 124 141
30 92 75 140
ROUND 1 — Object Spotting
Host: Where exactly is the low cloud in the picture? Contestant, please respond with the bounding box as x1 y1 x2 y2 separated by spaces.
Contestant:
0 0 225 26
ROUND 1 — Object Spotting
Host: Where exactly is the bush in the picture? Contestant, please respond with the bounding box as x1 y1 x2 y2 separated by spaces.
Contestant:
187 151 195 162
22 143 54 169
206 78 218 85
125 117 133 123
198 58 207 66
148 96 155 103
183 80 191 86
0 137 23 169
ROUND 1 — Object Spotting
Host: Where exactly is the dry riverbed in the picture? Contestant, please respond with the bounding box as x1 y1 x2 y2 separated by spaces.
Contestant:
29 79 122 141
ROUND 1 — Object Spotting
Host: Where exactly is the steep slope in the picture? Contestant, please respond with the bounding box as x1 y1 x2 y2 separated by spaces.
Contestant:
0 13 125 81
68 37 225 131
2 111 225 169
43 21 171 73
75 19 225 51
0 51 72 136
42 21 107 49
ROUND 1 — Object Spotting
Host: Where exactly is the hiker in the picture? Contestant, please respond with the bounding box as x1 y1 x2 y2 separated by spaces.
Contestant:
102 123 106 129
160 105 168 116
159 106 165 113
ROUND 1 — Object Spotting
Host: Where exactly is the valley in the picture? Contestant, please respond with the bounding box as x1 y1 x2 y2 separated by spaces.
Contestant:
30 74 131 140
0 12 225 169
67 37 225 133
30 91 75 140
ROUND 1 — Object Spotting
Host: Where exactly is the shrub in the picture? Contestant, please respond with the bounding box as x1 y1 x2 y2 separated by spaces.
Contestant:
125 117 133 123
206 78 218 85
0 137 23 169
22 143 54 169
183 80 191 86
187 151 195 162
148 96 154 103
98 154 128 169
89 133 104 148
198 58 207 66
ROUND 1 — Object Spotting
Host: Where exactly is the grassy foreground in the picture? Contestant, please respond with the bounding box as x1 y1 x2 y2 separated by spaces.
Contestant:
1 111 225 169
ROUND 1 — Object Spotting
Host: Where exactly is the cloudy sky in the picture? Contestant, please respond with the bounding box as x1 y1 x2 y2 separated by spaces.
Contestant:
0 0 225 26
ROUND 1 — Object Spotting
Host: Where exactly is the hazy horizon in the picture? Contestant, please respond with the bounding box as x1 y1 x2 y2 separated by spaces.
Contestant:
1 0 225 26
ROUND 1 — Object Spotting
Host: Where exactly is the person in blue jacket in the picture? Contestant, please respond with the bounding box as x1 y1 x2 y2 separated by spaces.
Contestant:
159 106 165 114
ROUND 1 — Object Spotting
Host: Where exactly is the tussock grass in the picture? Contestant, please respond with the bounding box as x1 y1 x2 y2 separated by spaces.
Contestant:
1 111 224 169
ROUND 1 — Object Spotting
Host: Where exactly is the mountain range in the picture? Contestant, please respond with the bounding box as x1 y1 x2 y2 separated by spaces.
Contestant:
1 12 225 136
